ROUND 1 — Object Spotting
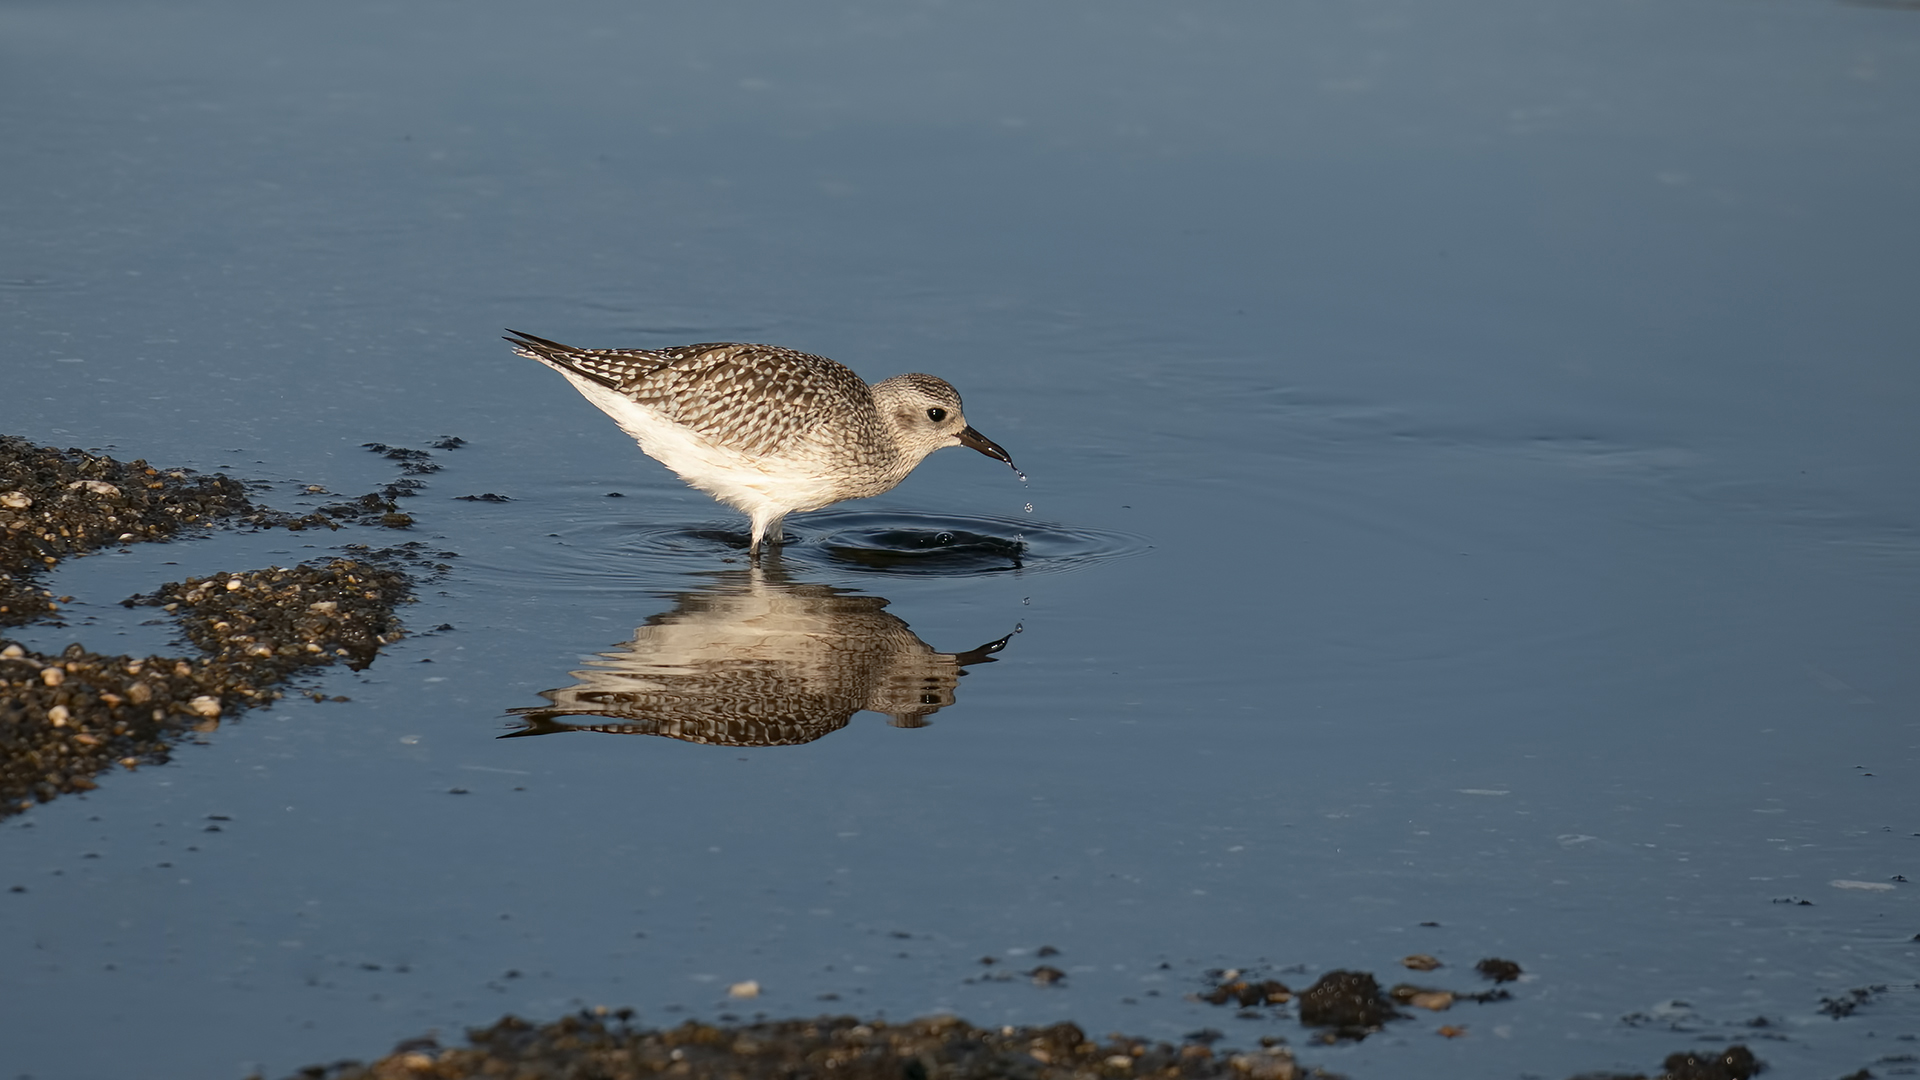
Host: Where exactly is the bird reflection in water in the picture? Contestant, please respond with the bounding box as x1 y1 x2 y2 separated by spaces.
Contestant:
503 568 1014 746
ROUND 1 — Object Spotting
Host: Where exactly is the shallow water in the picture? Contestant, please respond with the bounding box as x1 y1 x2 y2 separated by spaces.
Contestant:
2 2 1917 1077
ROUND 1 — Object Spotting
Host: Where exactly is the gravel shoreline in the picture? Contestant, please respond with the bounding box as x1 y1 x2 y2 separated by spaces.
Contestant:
0 434 414 817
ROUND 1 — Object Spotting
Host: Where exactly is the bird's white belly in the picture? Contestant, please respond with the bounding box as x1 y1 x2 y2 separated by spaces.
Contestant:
564 373 845 515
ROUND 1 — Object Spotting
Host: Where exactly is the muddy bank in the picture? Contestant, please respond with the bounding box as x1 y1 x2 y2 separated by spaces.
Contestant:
0 435 420 817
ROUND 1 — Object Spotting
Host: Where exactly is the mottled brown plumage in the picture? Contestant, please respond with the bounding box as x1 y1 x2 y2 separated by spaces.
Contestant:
507 330 1017 555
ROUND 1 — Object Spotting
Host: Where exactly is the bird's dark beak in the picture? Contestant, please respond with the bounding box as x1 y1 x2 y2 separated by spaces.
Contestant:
957 426 1016 469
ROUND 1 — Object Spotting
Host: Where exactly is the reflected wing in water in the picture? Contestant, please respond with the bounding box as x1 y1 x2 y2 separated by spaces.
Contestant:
503 569 1011 746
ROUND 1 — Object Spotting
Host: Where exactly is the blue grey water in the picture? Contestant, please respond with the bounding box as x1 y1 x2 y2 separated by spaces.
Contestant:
2 2 1916 1077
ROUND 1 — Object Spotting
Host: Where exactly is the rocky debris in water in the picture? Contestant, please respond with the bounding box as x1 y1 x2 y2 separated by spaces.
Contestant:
1816 985 1886 1019
0 436 262 625
0 433 444 629
269 1012 1337 1080
1475 957 1523 984
275 437 467 524
1401 954 1442 971
1296 971 1402 1042
1199 970 1293 1008
1567 1043 1760 1080
0 434 436 817
1 558 410 818
362 441 442 475
289 483 421 532
1 641 234 814
124 558 411 676
1387 984 1455 1011
1197 961 1513 1021
1029 965 1067 986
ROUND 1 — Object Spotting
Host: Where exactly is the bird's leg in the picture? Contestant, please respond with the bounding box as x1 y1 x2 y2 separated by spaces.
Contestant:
748 510 784 560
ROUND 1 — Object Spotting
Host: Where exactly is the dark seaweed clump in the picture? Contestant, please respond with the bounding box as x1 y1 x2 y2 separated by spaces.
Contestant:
271 1012 1330 1080
1295 971 1401 1042
1475 957 1523 983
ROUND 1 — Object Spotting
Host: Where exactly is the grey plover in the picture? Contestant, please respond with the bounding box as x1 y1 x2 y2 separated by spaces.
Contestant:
505 566 1012 743
507 330 1018 556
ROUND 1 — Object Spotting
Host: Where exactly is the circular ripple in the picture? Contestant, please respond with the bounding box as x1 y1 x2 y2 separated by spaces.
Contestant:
466 509 1147 588
803 510 1148 576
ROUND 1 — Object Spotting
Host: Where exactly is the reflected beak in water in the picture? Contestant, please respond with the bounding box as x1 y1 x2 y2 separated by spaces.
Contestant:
957 425 1017 471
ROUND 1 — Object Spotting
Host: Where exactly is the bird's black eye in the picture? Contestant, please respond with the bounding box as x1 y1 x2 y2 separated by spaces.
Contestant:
925 407 947 422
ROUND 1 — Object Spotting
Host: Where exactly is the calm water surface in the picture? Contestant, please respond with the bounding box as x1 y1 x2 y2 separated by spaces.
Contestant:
2 2 1916 1078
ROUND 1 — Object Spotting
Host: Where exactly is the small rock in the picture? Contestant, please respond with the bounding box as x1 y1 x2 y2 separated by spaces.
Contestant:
1474 958 1522 984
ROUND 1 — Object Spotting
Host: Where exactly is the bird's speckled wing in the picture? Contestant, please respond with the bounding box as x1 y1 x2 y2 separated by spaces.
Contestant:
512 333 875 459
